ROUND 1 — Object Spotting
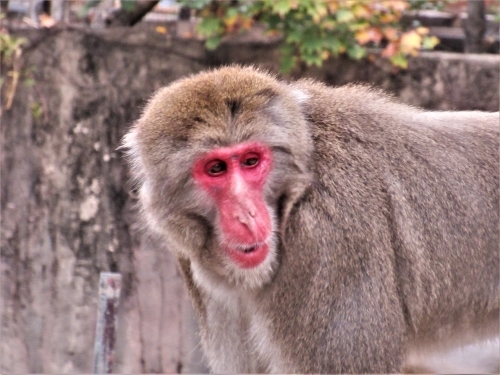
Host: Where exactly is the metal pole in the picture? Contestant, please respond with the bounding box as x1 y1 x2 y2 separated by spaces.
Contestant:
93 272 122 374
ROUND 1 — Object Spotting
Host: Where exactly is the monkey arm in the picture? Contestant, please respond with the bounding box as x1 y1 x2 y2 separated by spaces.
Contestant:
258 191 407 372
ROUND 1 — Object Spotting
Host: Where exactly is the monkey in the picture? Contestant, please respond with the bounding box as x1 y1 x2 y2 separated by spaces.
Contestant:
123 66 499 373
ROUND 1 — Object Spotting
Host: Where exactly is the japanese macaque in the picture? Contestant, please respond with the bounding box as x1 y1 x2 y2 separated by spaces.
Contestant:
123 66 499 373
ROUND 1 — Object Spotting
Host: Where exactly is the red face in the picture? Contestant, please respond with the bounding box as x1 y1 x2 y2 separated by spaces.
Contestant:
193 142 273 269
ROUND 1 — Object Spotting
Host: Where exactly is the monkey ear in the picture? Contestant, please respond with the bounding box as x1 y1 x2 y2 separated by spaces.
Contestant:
289 88 309 105
119 128 141 161
120 128 138 151
119 127 146 184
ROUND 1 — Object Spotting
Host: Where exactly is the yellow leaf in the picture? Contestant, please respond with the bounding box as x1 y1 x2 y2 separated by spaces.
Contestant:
224 14 253 33
224 15 238 31
422 35 440 49
307 3 328 25
352 4 371 18
400 31 422 54
155 26 168 34
316 3 328 18
380 13 396 23
355 29 370 44
416 26 429 35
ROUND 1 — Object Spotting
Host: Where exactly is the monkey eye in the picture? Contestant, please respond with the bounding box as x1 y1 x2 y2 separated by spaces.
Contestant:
242 153 259 168
205 160 227 176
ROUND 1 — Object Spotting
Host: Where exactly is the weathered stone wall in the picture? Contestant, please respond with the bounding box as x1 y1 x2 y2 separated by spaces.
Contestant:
1 26 209 374
1 25 498 374
301 51 499 111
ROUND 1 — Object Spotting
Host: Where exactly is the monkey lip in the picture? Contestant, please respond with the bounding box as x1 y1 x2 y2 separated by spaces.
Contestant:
225 242 269 269
240 244 261 253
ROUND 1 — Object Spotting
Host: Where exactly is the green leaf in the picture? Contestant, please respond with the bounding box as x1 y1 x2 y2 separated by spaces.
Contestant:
262 14 283 29
281 43 295 55
197 17 223 36
390 52 408 69
280 54 296 73
335 9 355 23
302 51 323 67
226 7 239 18
30 101 43 120
323 35 343 55
178 0 211 9
279 44 296 73
301 29 323 52
348 20 370 31
120 0 135 11
205 36 222 50
272 0 292 16
286 28 304 43
347 44 366 60
12 37 27 49
422 35 439 50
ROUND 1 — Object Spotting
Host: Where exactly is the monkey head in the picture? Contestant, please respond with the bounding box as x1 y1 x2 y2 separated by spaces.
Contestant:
124 67 313 289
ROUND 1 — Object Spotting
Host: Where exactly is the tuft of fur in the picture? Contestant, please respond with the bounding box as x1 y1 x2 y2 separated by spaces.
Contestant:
123 66 499 373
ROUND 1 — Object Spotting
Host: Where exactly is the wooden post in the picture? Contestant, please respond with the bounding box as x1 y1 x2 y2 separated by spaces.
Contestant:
464 0 486 53
93 272 122 374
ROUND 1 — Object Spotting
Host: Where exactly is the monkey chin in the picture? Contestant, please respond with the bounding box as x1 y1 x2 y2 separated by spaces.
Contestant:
216 236 278 291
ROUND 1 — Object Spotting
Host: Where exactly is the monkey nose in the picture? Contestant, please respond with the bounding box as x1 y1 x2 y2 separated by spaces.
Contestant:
231 197 258 232
235 212 250 225
235 211 256 232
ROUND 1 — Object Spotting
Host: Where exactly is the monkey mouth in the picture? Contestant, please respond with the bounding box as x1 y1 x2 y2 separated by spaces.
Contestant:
240 244 261 253
225 242 269 269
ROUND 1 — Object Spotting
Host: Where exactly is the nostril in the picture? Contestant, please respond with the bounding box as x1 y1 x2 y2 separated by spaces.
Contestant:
235 214 248 225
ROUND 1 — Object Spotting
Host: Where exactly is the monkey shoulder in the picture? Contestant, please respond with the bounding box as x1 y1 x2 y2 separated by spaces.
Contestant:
289 81 414 129
286 81 497 174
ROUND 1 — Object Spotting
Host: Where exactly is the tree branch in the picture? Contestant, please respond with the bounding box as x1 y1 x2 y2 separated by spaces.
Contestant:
106 0 160 27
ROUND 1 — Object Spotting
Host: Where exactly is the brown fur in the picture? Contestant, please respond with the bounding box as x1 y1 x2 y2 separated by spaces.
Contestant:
124 66 499 373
